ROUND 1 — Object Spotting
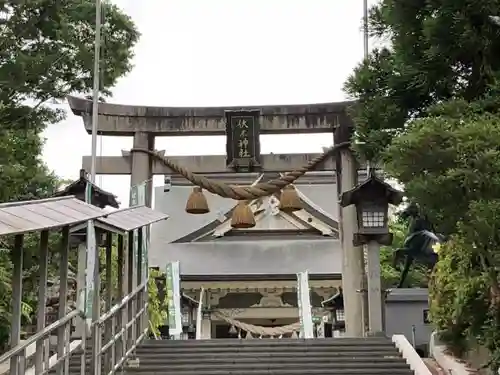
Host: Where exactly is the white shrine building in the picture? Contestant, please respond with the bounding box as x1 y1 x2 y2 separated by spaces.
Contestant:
150 172 348 338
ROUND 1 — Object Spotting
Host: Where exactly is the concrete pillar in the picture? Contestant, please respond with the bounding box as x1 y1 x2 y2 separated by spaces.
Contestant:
366 241 383 333
130 132 154 207
339 149 364 337
200 318 212 339
130 132 154 340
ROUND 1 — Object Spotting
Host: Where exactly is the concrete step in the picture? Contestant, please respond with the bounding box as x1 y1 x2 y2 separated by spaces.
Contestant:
129 354 404 364
124 362 411 370
124 370 413 375
138 338 393 347
63 338 413 375
132 351 400 360
70 358 408 369
134 346 398 354
57 371 414 375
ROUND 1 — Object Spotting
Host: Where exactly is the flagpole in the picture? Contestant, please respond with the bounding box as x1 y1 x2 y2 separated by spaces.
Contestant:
362 0 371 336
363 0 370 178
363 0 368 59
83 1 104 371
89 0 102 187
81 0 102 341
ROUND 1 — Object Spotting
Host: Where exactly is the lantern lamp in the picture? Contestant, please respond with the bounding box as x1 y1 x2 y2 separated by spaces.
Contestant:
340 171 403 246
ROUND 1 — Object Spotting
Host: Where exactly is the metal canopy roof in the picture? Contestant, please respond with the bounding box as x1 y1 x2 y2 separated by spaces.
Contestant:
97 205 169 233
0 196 106 236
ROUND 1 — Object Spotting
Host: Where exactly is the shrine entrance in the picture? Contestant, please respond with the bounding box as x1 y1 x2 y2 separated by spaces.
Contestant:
68 95 367 337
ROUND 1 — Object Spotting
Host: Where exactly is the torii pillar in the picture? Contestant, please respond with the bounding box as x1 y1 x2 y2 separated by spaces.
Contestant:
67 95 366 336
130 132 155 207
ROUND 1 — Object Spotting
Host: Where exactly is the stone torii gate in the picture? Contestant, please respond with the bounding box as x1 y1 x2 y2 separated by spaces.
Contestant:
67 95 366 337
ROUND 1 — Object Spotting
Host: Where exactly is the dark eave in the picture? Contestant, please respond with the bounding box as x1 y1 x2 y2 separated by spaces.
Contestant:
340 172 403 207
53 170 119 208
196 229 332 242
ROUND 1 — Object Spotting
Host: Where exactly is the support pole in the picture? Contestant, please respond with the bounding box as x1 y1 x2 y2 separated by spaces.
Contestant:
127 232 136 350
333 0 371 337
366 241 383 333
82 0 103 366
360 0 371 336
10 235 24 375
56 228 70 375
363 0 369 59
136 229 143 341
35 231 49 375
89 0 102 183
91 233 101 375
104 233 113 374
116 235 126 360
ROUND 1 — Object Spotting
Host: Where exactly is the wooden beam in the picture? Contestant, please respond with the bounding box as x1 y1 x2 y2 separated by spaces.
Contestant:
67 95 354 136
82 153 336 175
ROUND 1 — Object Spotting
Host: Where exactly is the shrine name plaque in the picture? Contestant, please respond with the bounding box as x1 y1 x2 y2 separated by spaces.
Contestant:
225 110 261 172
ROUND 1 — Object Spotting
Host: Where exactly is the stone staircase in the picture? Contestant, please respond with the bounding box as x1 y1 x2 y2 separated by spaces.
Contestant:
124 337 414 375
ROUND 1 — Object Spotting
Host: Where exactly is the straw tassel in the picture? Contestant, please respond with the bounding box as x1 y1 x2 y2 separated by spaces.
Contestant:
231 201 256 228
185 187 210 214
279 185 302 212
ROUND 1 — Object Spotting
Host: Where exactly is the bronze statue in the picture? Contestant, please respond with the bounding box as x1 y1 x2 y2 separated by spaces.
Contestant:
393 203 444 288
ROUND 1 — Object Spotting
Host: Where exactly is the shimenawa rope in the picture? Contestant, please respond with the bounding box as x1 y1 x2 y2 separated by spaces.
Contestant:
131 141 350 200
213 311 300 337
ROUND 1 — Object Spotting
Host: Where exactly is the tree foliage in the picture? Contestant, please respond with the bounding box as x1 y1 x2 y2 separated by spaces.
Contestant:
0 0 139 352
147 269 168 337
98 247 167 338
344 0 500 162
385 101 500 236
344 0 500 369
385 100 500 369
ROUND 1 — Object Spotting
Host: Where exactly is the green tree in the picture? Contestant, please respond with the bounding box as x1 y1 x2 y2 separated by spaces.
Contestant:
344 0 500 162
97 246 167 338
344 0 500 370
147 269 168 337
0 0 139 351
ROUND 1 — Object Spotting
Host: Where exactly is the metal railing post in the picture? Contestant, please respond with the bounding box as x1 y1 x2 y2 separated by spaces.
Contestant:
56 228 70 375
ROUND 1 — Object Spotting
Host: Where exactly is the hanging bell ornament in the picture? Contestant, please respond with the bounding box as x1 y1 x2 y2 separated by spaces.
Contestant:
231 201 256 228
185 187 210 214
279 185 302 212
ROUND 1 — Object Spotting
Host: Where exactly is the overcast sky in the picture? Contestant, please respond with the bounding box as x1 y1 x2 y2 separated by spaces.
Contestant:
42 0 379 207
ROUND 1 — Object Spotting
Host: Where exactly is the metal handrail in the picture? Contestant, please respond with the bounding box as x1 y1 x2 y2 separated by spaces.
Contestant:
100 303 148 354
108 329 147 375
97 282 146 325
0 310 81 364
